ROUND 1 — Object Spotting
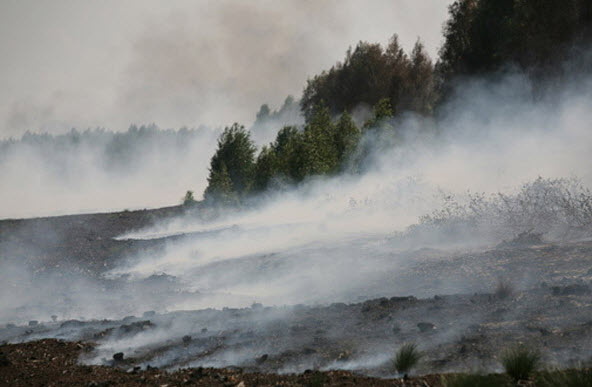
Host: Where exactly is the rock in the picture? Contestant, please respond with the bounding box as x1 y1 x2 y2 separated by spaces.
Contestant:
190 367 204 379
417 322 436 332
28 320 38 327
51 315 58 322
112 352 124 362
0 351 11 366
201 328 208 333
60 320 84 328
182 335 192 344
256 354 269 364
551 284 590 296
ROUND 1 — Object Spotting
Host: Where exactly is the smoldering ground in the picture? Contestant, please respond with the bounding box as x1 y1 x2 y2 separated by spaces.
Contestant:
1 63 592 375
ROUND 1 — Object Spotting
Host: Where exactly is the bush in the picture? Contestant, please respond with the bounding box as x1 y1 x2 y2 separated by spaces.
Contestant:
494 279 514 300
501 345 541 381
392 343 423 374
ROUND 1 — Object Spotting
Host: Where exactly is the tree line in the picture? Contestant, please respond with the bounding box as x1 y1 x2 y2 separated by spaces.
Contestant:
199 0 592 206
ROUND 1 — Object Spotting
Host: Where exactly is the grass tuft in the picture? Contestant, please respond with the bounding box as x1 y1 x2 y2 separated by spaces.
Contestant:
500 345 540 381
537 368 592 387
392 343 423 374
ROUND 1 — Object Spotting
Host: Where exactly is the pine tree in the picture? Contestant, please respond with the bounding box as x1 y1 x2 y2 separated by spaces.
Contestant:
334 111 360 168
204 123 256 203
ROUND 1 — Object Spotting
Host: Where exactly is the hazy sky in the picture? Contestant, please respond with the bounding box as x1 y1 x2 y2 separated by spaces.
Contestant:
0 1 451 138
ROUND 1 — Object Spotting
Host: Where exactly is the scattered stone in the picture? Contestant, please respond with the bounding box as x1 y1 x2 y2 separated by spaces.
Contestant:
417 322 436 332
112 352 124 362
551 284 590 296
60 320 84 328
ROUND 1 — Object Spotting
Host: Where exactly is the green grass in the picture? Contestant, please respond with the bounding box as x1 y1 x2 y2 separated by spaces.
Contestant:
500 345 541 381
441 373 511 387
392 343 423 374
537 368 592 387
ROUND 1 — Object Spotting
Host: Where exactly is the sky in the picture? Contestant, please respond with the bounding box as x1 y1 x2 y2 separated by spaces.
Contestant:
0 0 452 138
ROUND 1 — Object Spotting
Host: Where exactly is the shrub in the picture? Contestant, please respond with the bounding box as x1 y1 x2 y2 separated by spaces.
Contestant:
494 279 514 300
392 343 423 374
182 190 196 206
501 345 541 381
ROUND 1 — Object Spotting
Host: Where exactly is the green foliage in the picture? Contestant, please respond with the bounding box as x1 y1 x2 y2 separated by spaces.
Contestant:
501 345 541 381
301 35 436 122
204 162 239 206
392 343 423 374
364 98 394 130
302 103 339 175
182 190 196 206
252 145 278 193
334 112 360 167
273 125 307 182
437 0 592 85
537 368 592 387
204 123 256 203
442 373 511 387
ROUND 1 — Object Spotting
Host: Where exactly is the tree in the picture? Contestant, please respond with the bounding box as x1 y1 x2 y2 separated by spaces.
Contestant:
252 145 278 193
203 123 256 202
334 111 360 168
303 103 339 175
203 162 238 205
364 98 394 130
273 126 307 182
408 40 436 115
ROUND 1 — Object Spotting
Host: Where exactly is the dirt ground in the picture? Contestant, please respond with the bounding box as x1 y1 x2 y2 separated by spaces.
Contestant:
1 207 591 385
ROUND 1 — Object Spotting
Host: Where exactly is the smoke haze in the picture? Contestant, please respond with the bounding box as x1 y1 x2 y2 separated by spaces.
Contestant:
0 0 450 138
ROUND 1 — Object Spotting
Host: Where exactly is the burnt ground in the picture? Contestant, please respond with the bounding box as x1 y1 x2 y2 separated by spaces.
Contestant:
1 207 592 385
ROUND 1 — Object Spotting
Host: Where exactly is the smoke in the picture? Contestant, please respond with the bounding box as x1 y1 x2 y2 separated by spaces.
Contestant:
1 8 592 374
0 1 451 137
0 126 220 218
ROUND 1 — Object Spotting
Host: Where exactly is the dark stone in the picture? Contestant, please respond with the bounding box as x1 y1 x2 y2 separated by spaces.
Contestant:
417 322 436 332
190 367 204 379
256 354 269 364
60 320 84 328
28 320 38 327
182 335 192 344
0 352 11 366
112 352 124 362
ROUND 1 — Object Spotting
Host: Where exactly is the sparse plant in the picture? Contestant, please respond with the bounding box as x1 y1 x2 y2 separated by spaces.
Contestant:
494 279 514 300
182 190 196 206
537 368 592 387
442 373 511 387
392 343 423 374
500 345 541 381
